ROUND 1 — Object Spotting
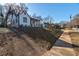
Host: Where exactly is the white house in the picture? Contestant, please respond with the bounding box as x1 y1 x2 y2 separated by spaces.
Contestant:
6 12 41 28
30 17 41 27
19 12 31 27
0 4 42 28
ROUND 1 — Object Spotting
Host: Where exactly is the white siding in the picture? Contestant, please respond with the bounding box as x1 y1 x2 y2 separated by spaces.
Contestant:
72 28 79 32
20 13 31 26
35 21 40 27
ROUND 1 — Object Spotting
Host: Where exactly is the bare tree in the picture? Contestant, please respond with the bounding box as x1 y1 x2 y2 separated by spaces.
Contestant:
4 4 12 27
44 16 53 24
32 13 37 18
3 3 28 27
0 4 4 27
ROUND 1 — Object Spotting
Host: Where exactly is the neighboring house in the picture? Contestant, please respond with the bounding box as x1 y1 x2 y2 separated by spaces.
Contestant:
43 22 54 30
70 14 79 32
43 22 49 29
71 15 79 28
71 14 79 28
30 17 41 27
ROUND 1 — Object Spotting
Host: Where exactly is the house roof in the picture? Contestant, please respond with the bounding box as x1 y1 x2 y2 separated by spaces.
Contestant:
22 11 40 22
71 18 79 26
44 22 54 26
30 17 40 21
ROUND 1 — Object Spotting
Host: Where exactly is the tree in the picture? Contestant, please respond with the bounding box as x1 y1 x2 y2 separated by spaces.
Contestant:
32 13 37 18
0 4 4 27
3 4 13 27
3 3 28 27
58 21 68 28
44 16 54 24
0 3 28 27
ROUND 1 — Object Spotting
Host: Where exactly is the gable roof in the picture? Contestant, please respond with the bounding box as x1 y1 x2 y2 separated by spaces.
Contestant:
71 18 79 26
30 17 40 21
26 12 40 21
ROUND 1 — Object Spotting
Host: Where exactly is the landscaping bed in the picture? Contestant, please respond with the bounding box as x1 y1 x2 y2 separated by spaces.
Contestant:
20 27 63 50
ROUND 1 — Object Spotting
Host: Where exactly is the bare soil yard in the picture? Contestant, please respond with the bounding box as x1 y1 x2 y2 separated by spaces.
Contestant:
0 32 45 56
0 28 62 56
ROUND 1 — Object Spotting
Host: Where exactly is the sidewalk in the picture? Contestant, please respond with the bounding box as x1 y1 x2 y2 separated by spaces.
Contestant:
43 30 76 56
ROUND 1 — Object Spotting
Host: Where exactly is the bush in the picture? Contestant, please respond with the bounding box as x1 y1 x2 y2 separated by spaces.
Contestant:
49 28 63 38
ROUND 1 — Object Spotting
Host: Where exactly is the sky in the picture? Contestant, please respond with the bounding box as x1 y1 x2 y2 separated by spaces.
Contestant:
27 3 79 23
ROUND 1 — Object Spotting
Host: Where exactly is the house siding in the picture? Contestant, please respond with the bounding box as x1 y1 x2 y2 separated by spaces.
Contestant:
20 13 31 26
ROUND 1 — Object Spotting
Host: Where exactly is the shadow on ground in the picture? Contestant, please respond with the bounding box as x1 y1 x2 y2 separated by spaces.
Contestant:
7 27 63 55
54 39 79 48
5 27 79 56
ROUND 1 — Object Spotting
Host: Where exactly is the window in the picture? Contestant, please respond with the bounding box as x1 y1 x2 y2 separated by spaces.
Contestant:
23 17 27 23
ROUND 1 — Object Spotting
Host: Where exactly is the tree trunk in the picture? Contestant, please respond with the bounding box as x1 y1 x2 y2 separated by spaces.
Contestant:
15 14 20 27
4 6 11 28
11 13 13 27
17 14 19 27
17 14 20 27
4 13 9 27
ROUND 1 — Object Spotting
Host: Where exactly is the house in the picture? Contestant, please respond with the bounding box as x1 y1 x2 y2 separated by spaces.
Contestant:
43 22 54 30
19 12 41 27
30 17 41 27
0 4 42 28
6 11 41 28
71 15 79 28
70 14 79 32
19 12 31 27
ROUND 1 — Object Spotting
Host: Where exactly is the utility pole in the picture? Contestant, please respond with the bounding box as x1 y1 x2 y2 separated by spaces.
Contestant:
70 15 72 28
70 15 72 21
